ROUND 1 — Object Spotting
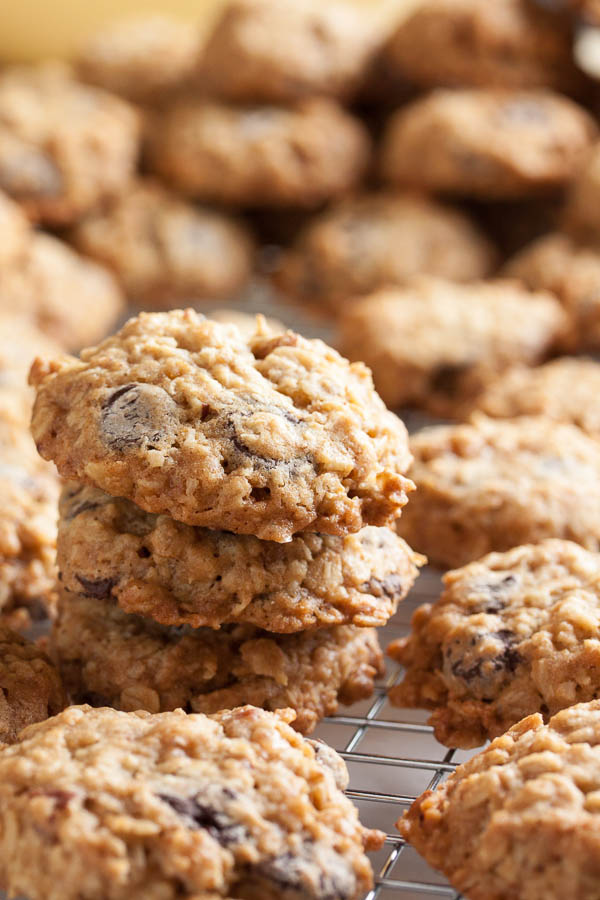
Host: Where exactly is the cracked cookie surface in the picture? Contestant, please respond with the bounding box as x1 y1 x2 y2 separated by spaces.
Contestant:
31 310 413 542
0 703 383 900
399 700 600 900
389 540 600 748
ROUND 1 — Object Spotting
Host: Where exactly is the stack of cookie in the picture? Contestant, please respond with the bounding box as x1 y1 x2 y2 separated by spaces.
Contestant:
30 308 420 733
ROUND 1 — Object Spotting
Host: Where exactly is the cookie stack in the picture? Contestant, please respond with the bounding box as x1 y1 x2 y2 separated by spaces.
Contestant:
32 309 420 733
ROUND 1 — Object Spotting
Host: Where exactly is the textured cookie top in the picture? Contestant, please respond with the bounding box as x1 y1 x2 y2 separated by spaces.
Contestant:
71 181 254 308
381 88 597 199
31 310 413 542
389 540 600 747
399 700 600 900
274 193 496 307
382 0 582 93
58 481 422 631
477 358 600 437
77 15 201 104
199 0 381 103
0 62 139 224
337 278 566 415
149 98 371 207
0 627 65 743
0 704 383 900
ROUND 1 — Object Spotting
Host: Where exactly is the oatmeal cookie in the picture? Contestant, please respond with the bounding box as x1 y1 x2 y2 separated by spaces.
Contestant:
71 181 254 309
505 232 600 350
396 415 600 568
398 700 600 900
148 98 370 208
199 0 381 103
382 0 582 93
51 592 384 733
273 193 496 309
0 627 64 743
380 88 596 198
337 278 566 416
1 232 125 351
31 310 413 542
0 190 28 266
0 313 61 422
77 15 200 104
57 481 422 631
0 62 139 225
476 357 600 437
208 309 285 337
389 540 600 748
566 142 600 239
0 703 383 900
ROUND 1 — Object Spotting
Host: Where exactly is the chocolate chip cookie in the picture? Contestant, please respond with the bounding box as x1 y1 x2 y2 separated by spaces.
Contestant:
399 700 600 900
505 232 600 351
77 15 200 104
148 98 370 207
31 310 414 542
273 193 496 310
389 539 600 748
382 0 582 93
51 591 384 733
396 415 600 568
0 703 383 900
1 232 125 351
337 278 566 416
0 61 139 225
57 481 422 631
71 181 254 309
199 0 381 103
380 88 596 198
477 357 600 437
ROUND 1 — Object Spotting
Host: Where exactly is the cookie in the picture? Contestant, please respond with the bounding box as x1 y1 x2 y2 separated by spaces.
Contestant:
396 415 600 568
0 628 65 743
208 309 285 337
337 278 566 416
476 357 600 437
148 98 370 208
389 539 600 748
398 700 600 900
382 0 582 93
505 232 600 351
273 193 496 310
0 190 28 266
566 142 600 239
71 181 254 309
77 15 200 104
0 62 139 225
0 703 383 900
1 232 125 351
0 312 61 423
380 88 596 198
51 591 384 733
199 0 381 103
31 310 414 542
57 481 423 631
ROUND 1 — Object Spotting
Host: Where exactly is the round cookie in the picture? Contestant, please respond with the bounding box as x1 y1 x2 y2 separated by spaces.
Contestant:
337 278 566 416
1 232 125 351
399 700 600 900
565 142 600 239
77 15 201 104
199 0 381 103
382 0 582 93
0 704 383 900
148 98 371 207
389 539 600 748
380 88 596 199
505 232 600 351
477 358 600 437
71 181 254 309
396 415 600 569
30 310 414 542
51 592 384 733
0 62 139 225
0 190 28 266
0 628 65 743
273 193 497 310
57 482 423 631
